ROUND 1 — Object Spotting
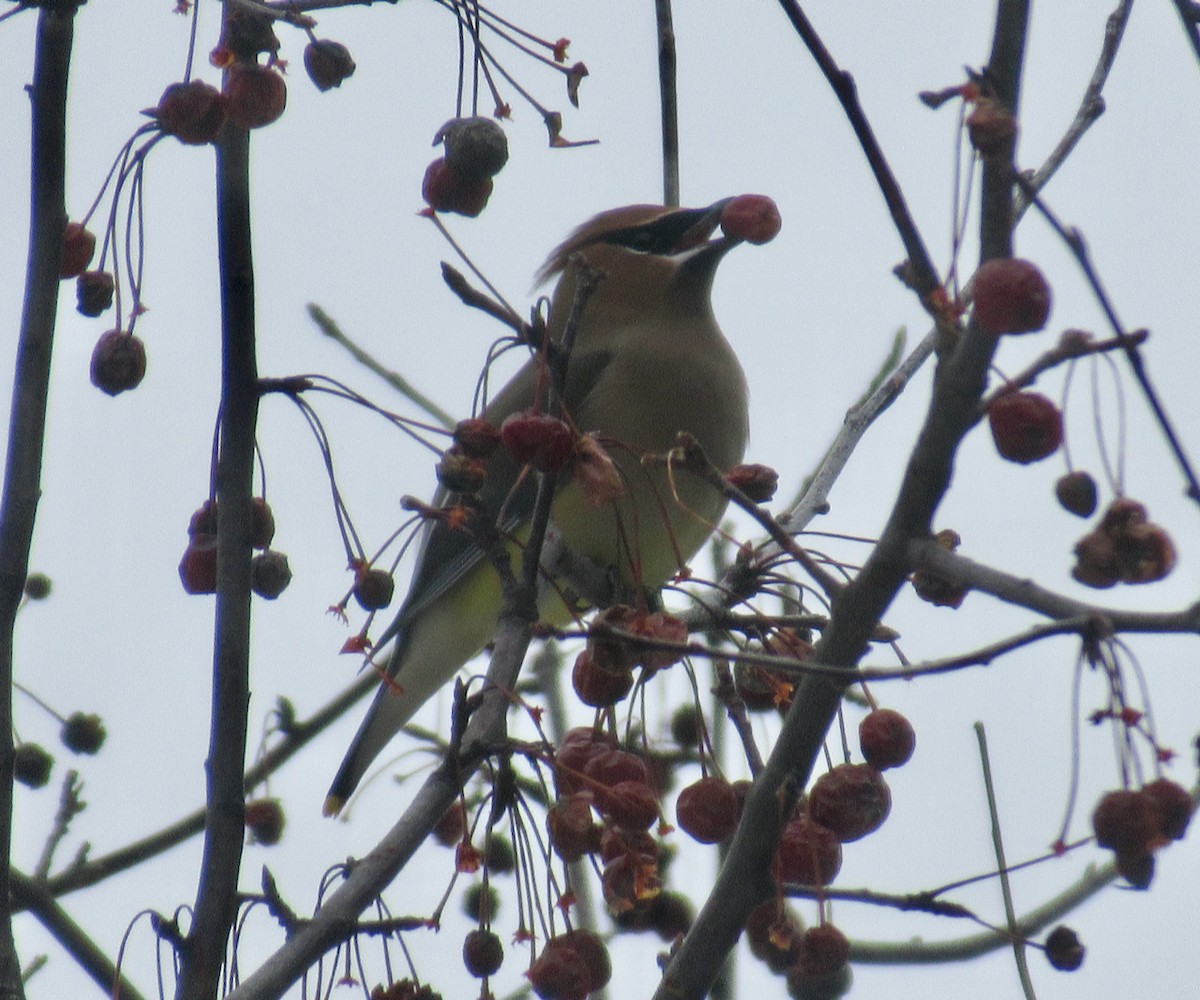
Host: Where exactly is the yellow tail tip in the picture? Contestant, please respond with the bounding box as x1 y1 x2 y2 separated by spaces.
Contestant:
322 794 345 818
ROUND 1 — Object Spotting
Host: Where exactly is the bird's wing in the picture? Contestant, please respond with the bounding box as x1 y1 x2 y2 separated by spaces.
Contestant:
377 343 615 664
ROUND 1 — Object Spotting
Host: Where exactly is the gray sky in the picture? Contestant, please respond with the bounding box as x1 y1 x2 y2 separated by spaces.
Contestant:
2 1 1197 998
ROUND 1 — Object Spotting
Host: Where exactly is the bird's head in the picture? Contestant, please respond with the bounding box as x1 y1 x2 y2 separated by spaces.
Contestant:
535 200 753 293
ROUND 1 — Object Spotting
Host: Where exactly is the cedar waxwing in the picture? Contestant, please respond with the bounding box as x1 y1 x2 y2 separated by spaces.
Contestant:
325 199 767 816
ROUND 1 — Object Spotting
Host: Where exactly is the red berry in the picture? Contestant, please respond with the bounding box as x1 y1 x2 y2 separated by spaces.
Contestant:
1044 925 1085 972
972 258 1052 335
547 792 601 862
583 748 650 791
726 462 779 503
188 499 219 536
244 797 285 845
421 157 494 217
353 567 395 611
553 727 616 796
987 391 1062 464
559 930 610 991
858 708 916 770
676 776 739 844
90 330 147 396
808 763 891 842
500 410 574 473
462 928 503 978
1055 470 1098 518
179 534 218 594
251 549 291 599
60 222 96 279
303 39 356 92
1114 849 1155 889
155 80 227 144
527 936 592 1000
571 649 634 708
1142 778 1193 842
774 815 842 886
61 712 106 755
250 497 275 549
597 779 659 831
433 801 466 846
796 924 849 978
720 194 782 245
745 899 803 973
76 270 115 317
1092 789 1160 855
223 63 287 130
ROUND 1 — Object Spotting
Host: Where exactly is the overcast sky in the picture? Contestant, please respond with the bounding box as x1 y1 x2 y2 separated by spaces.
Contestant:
2 1 1197 998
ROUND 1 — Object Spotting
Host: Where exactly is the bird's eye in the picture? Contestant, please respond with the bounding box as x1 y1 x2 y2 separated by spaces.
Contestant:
625 230 659 253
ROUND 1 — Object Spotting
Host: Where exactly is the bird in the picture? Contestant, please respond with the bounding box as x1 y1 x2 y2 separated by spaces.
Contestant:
324 198 768 816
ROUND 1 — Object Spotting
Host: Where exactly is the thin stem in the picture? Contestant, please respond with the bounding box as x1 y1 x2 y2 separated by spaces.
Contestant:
654 0 680 206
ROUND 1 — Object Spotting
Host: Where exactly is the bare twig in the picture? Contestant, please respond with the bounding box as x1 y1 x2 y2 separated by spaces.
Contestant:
0 4 79 994
307 304 457 429
654 0 680 207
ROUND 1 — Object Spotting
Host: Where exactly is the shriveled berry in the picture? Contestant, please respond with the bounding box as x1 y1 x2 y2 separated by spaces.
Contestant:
1115 849 1154 889
583 748 651 790
453 418 501 458
808 763 891 842
987 391 1062 464
598 779 659 831
527 936 592 1000
560 929 610 991
433 800 466 846
553 726 617 795
646 890 694 941
60 222 96 278
575 433 624 507
304 39 356 92
14 743 53 788
61 712 106 754
796 924 849 978
547 792 601 862
1044 925 1085 972
462 928 503 978
1142 778 1193 841
223 63 287 130
911 527 967 608
436 450 487 494
571 648 634 708
972 258 1052 335
774 815 842 886
436 116 509 179
676 776 739 844
858 708 916 770
251 549 292 599
500 410 574 473
1055 470 1098 518
76 270 115 317
786 958 853 999
353 567 395 611
746 899 803 973
966 98 1017 157
188 499 219 537
179 534 218 594
726 462 779 503
154 80 227 144
720 194 782 245
90 330 147 396
1092 789 1160 855
245 797 285 845
250 497 276 549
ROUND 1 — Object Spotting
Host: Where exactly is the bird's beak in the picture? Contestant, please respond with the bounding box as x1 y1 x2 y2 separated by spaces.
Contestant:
672 198 739 266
